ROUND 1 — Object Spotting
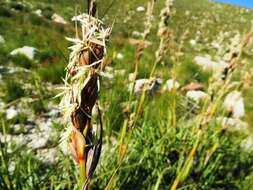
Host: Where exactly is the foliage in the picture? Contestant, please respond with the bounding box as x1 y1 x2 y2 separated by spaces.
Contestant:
0 0 253 190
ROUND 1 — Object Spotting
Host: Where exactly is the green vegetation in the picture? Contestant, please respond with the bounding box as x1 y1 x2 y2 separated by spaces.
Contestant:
0 0 253 189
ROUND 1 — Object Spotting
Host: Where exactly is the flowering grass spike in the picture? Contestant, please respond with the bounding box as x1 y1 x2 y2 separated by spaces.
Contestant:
58 10 111 189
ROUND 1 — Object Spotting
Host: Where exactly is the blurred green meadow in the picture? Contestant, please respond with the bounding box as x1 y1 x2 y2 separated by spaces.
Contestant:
1 0 253 189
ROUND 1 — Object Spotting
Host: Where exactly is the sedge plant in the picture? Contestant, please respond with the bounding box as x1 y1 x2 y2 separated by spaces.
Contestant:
58 1 112 189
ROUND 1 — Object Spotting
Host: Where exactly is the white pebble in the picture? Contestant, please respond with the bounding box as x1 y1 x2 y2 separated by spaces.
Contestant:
194 55 228 73
189 39 196 46
10 46 38 60
224 91 245 118
217 117 248 132
116 53 124 60
6 107 18 120
33 9 42 17
0 35 5 44
136 6 145 12
163 79 180 91
51 13 67 24
241 136 253 152
128 73 136 82
186 90 208 102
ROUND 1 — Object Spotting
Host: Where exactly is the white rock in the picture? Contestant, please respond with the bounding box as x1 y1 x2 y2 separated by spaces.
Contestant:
114 69 126 76
186 90 209 102
136 6 145 12
192 16 198 20
59 138 69 155
133 79 147 93
10 46 38 60
194 55 228 73
116 53 124 60
39 119 53 132
27 132 50 150
12 124 23 133
217 117 248 132
48 108 60 117
5 66 30 74
211 41 220 49
36 148 57 164
0 99 5 109
131 78 162 95
132 31 143 37
51 13 67 24
189 39 196 46
6 107 18 120
33 9 42 17
128 73 136 82
100 71 114 79
8 161 15 174
0 133 12 143
241 136 253 152
2 134 29 147
224 91 245 118
16 134 29 146
163 79 180 91
105 66 114 73
196 31 201 35
185 10 191 16
0 35 5 44
71 15 82 21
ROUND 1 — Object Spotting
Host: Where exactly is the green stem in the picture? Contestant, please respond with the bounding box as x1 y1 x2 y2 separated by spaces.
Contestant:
79 160 86 188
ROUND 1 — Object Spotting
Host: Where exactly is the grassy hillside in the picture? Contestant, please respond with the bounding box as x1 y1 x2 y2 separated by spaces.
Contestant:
1 0 253 189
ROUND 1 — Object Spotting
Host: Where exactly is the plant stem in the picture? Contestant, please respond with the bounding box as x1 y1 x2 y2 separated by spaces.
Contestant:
79 160 86 188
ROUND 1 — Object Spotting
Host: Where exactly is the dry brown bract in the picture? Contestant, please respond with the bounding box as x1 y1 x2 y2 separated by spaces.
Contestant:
58 13 111 189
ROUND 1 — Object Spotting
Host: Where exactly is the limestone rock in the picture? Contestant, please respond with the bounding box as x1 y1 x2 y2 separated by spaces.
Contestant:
10 46 38 60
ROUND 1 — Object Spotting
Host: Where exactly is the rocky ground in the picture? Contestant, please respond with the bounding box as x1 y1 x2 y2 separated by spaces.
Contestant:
1 0 253 189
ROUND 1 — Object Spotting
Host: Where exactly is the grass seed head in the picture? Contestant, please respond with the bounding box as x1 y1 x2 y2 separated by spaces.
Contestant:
59 11 111 189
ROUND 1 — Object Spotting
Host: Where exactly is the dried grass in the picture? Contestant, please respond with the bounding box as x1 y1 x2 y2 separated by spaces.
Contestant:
58 3 111 189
